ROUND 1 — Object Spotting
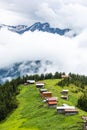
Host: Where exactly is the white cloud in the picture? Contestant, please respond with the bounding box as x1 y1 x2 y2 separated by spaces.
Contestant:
0 0 87 75
0 0 87 30
0 28 87 75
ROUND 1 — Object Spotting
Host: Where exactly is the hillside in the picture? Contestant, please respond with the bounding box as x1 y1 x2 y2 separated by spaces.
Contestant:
0 79 86 130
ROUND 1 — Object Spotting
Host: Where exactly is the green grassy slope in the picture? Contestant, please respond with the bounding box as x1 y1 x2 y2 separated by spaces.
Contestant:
0 79 86 130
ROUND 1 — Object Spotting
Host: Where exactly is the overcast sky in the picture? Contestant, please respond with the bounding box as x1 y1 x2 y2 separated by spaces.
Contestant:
0 0 87 30
0 0 87 75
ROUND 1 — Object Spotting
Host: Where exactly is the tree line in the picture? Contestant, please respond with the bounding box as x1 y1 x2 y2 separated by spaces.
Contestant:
58 73 87 111
0 78 21 121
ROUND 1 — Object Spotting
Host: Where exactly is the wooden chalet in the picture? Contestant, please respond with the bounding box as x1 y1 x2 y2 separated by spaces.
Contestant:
39 89 48 96
48 101 57 108
47 97 58 102
64 109 78 115
83 122 87 130
56 106 74 114
82 116 87 121
82 116 87 130
61 95 68 100
36 82 45 88
56 104 78 115
61 74 69 78
40 89 48 94
47 97 58 108
27 80 35 84
61 89 69 95
42 92 52 98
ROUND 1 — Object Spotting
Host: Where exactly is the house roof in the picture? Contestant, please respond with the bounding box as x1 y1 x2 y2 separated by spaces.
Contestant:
42 92 52 94
27 80 35 83
47 97 58 101
48 101 57 105
62 89 69 92
36 82 45 86
40 89 48 92
61 75 69 78
62 104 70 107
57 106 75 110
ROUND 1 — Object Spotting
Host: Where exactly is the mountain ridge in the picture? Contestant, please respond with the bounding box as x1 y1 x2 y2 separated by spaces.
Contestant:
0 22 70 35
0 60 53 84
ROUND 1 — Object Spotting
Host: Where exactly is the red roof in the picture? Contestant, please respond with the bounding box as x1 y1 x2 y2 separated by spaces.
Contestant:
48 101 57 105
48 97 57 101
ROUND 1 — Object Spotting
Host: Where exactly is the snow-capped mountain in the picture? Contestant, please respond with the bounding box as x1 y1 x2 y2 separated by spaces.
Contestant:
0 22 70 35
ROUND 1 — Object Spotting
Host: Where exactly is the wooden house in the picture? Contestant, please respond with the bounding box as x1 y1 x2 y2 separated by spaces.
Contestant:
47 97 58 108
61 89 69 95
56 104 78 115
42 92 52 98
47 97 58 102
83 122 87 130
39 89 48 96
64 109 78 115
82 116 87 130
36 82 45 88
48 101 57 108
82 116 87 121
40 89 48 94
57 106 67 114
61 74 69 78
61 95 68 100
27 80 35 84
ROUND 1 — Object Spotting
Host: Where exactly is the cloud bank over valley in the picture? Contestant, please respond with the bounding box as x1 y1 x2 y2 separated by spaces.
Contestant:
0 27 87 75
